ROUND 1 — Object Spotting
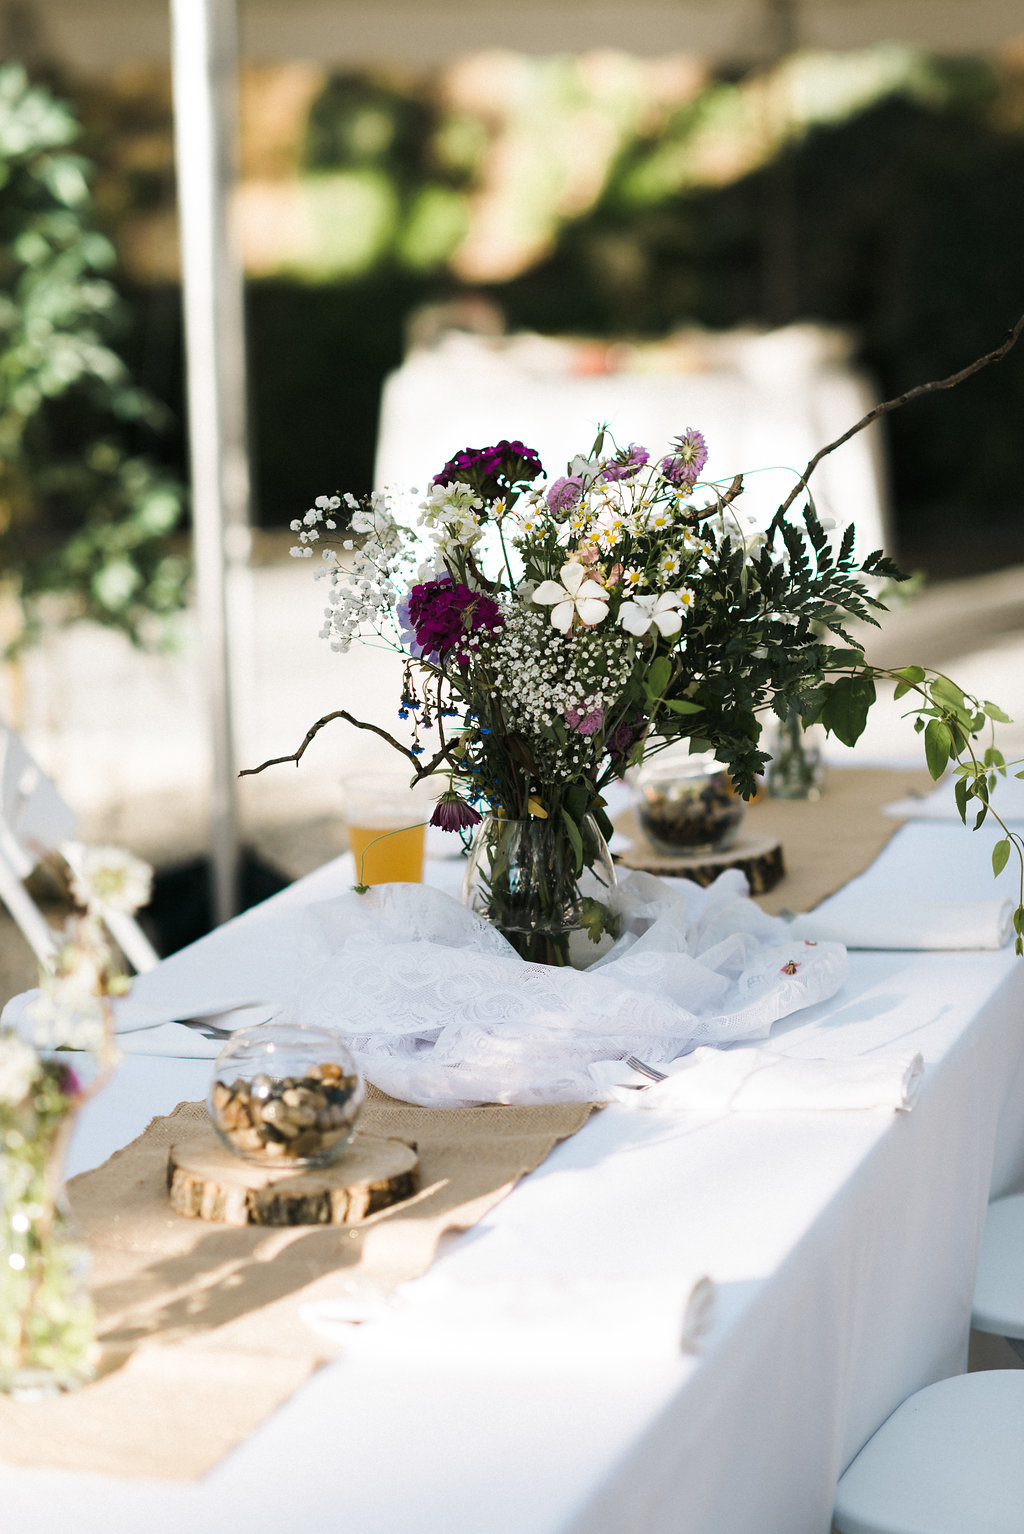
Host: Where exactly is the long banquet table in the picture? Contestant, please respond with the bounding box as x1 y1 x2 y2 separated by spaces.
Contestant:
2 803 1024 1533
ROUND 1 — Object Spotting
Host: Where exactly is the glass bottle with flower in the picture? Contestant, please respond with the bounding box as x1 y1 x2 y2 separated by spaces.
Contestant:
246 402 1024 968
0 846 151 1396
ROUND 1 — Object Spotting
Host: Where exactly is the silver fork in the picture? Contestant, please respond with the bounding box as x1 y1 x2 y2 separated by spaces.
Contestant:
624 1055 668 1083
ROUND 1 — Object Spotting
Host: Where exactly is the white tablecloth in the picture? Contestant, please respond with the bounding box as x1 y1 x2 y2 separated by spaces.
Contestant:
2 817 1024 1534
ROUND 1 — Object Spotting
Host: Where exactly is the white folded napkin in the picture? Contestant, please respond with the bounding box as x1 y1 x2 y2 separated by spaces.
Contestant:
303 1271 715 1365
886 773 1024 824
624 1044 924 1114
791 887 1013 950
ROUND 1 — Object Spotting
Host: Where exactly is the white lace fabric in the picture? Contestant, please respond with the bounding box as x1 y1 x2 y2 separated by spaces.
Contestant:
289 870 847 1108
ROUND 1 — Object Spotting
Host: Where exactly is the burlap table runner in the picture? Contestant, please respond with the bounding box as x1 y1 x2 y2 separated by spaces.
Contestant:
617 764 933 917
0 1089 593 1481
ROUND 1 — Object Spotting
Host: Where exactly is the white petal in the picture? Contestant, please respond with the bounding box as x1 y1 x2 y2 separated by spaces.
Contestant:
652 610 683 637
533 580 567 606
574 578 608 603
656 591 682 611
575 596 609 627
619 610 653 635
549 599 575 632
558 562 588 595
619 608 652 636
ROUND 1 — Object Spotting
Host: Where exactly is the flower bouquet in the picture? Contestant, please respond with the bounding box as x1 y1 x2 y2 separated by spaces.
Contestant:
246 322 1024 966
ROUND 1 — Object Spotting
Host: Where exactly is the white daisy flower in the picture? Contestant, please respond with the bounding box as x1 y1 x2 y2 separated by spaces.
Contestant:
660 550 683 580
644 506 674 533
532 561 610 632
622 566 644 588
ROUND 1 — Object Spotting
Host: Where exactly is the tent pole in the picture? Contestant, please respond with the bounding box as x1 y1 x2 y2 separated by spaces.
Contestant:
170 0 250 925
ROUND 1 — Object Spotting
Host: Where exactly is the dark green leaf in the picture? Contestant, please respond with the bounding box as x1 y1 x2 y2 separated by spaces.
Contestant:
954 775 970 825
819 672 876 748
560 808 584 875
924 719 952 779
645 655 672 701
931 677 966 711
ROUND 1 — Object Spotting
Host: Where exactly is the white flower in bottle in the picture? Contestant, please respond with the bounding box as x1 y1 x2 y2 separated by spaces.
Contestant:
532 561 610 632
618 589 685 638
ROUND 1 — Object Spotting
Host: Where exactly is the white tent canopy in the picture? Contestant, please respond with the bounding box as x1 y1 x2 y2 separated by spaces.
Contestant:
30 0 1024 73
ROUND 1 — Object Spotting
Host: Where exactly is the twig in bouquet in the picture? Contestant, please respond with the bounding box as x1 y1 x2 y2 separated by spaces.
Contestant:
772 309 1024 523
238 707 457 781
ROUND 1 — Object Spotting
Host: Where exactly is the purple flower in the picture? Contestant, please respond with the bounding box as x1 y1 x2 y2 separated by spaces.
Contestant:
432 440 544 503
608 713 645 763
395 593 422 656
601 444 649 482
403 576 504 666
565 701 604 736
430 790 483 833
670 428 708 478
546 475 583 514
659 454 695 489
56 1061 84 1099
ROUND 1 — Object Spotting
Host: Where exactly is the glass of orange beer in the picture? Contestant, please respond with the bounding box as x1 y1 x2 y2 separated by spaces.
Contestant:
342 771 432 885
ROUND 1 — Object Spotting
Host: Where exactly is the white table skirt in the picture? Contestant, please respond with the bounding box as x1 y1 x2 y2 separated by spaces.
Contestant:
2 818 1023 1534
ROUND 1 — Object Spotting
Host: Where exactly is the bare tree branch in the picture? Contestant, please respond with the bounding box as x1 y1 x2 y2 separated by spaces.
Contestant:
238 709 457 780
774 310 1024 523
239 710 418 777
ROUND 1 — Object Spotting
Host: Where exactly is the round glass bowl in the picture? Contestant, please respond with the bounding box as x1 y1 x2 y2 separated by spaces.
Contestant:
207 1022 365 1168
633 748 746 857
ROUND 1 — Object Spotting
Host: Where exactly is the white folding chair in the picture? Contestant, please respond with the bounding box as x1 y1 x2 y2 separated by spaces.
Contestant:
833 1371 1024 1533
971 1192 1024 1363
0 722 159 974
833 1193 1024 1533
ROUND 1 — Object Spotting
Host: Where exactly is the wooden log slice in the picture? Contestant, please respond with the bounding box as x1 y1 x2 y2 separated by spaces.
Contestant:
615 830 785 895
167 1125 419 1227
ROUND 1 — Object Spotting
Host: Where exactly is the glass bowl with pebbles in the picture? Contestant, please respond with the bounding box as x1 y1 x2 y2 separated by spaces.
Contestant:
632 746 746 857
208 1021 365 1168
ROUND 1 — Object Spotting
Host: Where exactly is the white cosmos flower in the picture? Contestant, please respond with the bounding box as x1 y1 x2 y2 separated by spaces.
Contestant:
0 1034 39 1107
68 846 153 915
532 561 610 632
618 590 685 638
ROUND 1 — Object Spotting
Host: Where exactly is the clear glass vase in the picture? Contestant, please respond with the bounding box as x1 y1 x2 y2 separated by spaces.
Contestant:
765 704 827 800
0 1115 97 1399
461 812 619 967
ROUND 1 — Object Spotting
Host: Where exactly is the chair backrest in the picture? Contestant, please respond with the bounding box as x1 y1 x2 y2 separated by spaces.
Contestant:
0 723 159 974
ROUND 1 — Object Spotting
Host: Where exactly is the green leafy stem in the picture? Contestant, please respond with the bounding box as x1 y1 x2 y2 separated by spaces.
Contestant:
818 661 1024 953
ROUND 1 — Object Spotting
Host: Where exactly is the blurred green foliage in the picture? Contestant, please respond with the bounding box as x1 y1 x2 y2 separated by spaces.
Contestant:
493 56 1024 571
0 63 188 653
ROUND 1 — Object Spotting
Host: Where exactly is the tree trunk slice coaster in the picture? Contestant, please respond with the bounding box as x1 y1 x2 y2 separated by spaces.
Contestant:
615 830 785 894
167 1124 420 1226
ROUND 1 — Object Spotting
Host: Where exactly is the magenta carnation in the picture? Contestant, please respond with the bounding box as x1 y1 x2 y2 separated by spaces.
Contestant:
402 576 503 666
432 440 544 502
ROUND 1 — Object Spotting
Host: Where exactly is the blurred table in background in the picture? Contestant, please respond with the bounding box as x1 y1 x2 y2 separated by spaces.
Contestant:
374 323 892 559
